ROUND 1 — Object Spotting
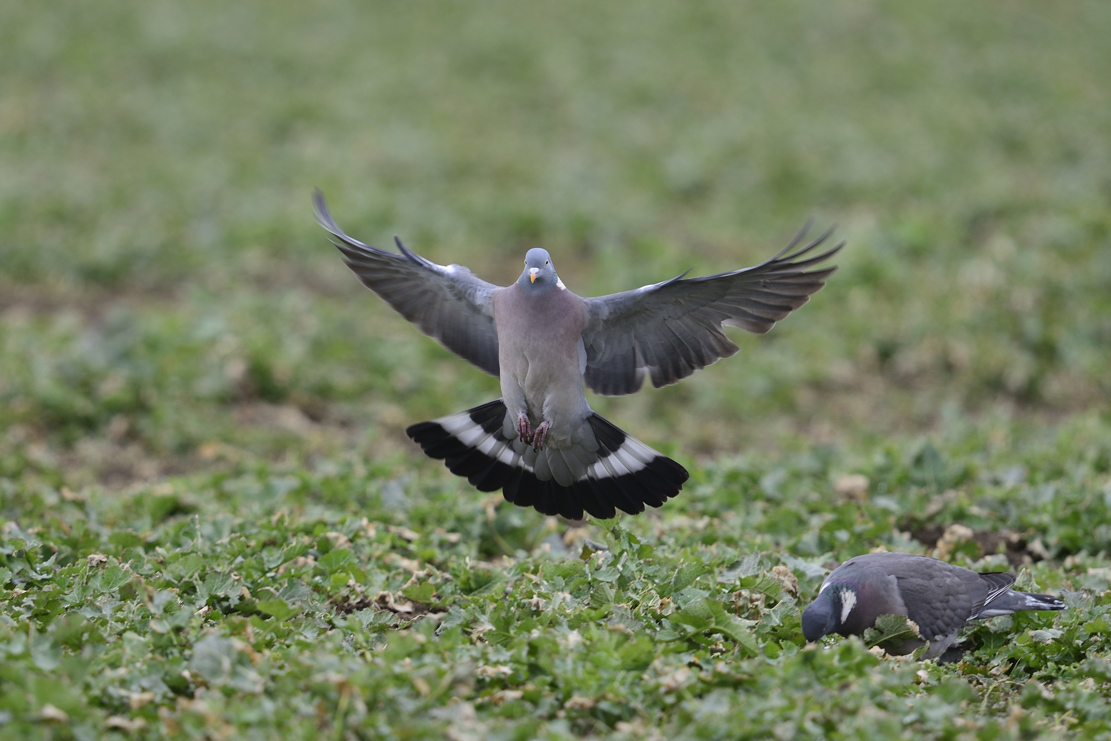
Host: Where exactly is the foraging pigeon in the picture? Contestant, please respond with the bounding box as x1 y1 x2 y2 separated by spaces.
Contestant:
315 190 841 519
801 552 1065 660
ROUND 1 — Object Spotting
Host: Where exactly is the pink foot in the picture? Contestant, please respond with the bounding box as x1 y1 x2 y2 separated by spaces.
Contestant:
516 411 533 444
532 420 551 451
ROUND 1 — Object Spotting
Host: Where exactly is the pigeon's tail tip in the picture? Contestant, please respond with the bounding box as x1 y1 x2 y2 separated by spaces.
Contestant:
586 412 689 489
405 401 687 520
1021 592 1066 611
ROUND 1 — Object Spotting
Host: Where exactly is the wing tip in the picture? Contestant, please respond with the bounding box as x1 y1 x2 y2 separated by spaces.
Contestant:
394 235 427 265
312 187 336 232
314 190 415 262
773 222 842 264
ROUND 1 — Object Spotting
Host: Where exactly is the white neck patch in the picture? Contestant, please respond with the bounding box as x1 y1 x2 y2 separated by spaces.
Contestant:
556 277 566 291
839 589 857 623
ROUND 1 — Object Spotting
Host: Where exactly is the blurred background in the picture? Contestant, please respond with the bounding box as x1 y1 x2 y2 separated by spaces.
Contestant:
2 1 1109 490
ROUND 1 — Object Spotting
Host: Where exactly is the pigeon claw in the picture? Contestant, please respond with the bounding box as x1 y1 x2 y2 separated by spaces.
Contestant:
516 411 533 444
532 420 551 451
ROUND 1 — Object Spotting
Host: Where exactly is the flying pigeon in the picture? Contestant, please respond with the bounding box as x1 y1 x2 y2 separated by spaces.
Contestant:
801 552 1066 660
314 190 841 520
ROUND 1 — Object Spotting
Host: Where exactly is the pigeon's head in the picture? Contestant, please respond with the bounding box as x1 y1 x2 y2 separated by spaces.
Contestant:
518 248 563 292
801 582 857 642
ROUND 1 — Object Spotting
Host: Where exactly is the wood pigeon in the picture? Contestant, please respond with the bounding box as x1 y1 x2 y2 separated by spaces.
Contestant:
315 190 841 520
801 552 1066 660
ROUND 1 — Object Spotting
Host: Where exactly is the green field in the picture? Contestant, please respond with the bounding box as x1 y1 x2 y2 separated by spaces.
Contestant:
3 2 1111 738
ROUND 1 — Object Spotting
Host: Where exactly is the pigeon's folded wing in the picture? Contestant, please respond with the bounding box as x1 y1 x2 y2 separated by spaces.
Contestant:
969 571 1018 620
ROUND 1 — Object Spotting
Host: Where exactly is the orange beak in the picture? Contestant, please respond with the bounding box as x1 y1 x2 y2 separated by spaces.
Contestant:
529 268 539 283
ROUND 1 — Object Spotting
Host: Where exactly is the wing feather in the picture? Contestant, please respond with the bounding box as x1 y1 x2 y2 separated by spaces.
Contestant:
581 223 842 395
969 571 1018 621
315 190 502 376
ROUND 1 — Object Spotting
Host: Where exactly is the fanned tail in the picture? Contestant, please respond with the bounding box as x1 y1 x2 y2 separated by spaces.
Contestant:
406 400 687 520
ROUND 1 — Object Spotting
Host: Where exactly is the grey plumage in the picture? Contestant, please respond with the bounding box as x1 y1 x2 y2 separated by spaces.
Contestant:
315 190 841 519
801 552 1066 660
578 231 842 395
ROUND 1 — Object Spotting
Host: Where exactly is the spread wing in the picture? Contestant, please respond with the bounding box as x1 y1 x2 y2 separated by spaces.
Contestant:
580 223 843 396
315 190 501 376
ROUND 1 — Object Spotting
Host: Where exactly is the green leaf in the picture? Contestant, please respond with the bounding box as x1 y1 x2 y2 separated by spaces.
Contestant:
90 564 131 594
668 598 759 655
1083 619 1110 635
196 571 237 603
30 634 61 671
862 614 921 651
108 531 145 549
257 598 301 621
737 572 784 601
401 581 437 605
1029 628 1063 643
317 549 355 574
670 562 708 593
174 553 206 578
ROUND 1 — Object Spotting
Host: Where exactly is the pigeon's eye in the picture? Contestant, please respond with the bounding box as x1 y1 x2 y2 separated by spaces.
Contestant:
545 260 550 265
